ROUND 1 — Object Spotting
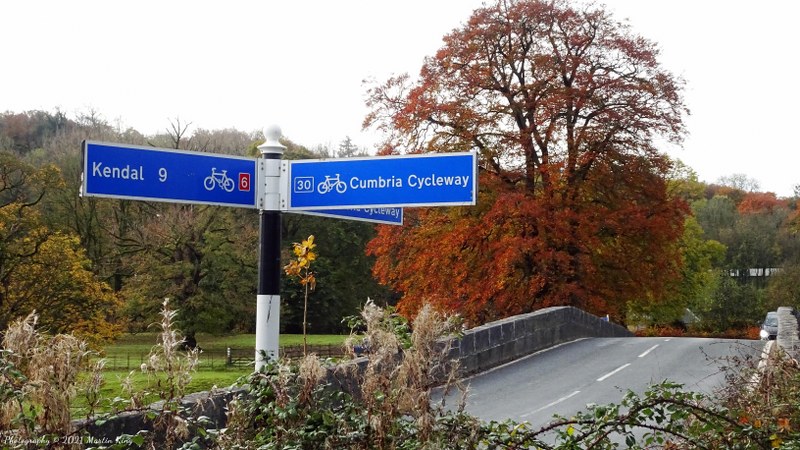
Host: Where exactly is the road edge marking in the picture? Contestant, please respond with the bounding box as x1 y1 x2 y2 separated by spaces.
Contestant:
458 338 591 383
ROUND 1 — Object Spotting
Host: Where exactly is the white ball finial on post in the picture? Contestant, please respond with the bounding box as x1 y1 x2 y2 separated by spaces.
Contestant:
259 125 286 156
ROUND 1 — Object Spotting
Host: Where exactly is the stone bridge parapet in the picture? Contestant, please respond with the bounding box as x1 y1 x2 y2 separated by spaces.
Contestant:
776 306 800 361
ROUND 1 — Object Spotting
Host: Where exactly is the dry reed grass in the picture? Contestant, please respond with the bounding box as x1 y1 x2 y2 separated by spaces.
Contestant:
0 300 204 449
1 311 99 447
139 299 201 448
344 300 467 446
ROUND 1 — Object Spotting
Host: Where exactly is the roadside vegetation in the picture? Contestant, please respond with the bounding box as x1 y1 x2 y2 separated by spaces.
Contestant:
2 301 799 449
69 333 348 419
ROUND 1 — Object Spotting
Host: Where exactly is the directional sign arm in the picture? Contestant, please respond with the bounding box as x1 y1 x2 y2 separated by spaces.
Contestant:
283 152 477 210
81 141 258 208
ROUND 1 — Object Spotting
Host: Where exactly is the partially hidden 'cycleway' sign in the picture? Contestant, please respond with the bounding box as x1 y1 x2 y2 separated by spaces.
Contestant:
283 152 477 210
82 141 257 208
295 207 403 225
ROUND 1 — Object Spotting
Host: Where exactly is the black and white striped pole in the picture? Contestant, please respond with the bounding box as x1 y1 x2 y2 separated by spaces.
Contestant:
255 125 285 371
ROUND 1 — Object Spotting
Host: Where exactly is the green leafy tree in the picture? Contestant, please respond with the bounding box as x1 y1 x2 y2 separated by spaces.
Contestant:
666 158 707 203
627 162 726 327
726 195 789 288
0 152 60 331
728 212 784 285
3 232 122 344
765 263 800 311
110 123 262 343
697 272 762 331
677 217 726 313
25 109 149 294
0 152 120 343
120 204 258 345
691 193 791 327
693 195 737 243
629 216 725 327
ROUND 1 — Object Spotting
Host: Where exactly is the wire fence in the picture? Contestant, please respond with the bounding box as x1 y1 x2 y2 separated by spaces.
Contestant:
103 344 349 371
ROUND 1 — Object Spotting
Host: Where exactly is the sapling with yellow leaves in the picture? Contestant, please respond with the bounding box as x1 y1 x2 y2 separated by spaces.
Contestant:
284 235 317 356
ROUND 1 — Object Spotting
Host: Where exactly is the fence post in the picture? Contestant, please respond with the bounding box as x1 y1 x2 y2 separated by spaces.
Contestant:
227 347 232 367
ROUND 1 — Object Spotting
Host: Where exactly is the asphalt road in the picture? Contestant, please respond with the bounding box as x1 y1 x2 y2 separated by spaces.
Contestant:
438 336 765 430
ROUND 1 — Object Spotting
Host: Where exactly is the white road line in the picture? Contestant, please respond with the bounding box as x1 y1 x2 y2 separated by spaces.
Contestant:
664 338 672 342
521 390 581 418
638 344 659 358
597 363 631 382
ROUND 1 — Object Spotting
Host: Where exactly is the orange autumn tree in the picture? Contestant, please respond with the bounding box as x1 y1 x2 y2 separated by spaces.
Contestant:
737 191 788 215
365 0 690 325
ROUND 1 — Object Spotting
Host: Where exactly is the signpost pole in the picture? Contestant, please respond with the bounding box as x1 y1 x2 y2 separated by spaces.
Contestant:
255 126 285 371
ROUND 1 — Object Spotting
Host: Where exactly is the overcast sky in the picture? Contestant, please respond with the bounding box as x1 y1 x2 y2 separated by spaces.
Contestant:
2 0 798 197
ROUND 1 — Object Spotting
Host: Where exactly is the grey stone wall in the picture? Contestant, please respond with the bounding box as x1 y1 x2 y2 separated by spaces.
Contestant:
776 306 800 360
448 306 631 376
73 387 244 444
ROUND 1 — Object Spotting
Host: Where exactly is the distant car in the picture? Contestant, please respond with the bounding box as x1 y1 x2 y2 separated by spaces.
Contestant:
760 311 778 340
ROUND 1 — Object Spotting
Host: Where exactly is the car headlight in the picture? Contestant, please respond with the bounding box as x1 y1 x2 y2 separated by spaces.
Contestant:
760 329 769 339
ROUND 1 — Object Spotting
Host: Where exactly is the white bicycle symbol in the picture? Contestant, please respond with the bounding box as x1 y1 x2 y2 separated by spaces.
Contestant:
317 174 347 194
204 168 235 192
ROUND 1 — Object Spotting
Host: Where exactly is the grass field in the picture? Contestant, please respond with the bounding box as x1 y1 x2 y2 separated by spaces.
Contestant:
72 333 349 418
72 368 251 419
104 332 348 357
101 333 349 370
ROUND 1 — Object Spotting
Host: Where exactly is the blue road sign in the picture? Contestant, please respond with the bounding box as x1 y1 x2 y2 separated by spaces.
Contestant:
82 141 257 208
283 152 477 210
290 207 403 225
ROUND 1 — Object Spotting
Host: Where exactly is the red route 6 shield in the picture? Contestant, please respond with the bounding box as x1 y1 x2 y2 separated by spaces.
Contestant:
238 173 251 192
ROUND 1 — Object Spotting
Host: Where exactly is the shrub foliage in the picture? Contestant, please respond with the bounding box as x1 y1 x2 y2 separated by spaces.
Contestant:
1 302 799 449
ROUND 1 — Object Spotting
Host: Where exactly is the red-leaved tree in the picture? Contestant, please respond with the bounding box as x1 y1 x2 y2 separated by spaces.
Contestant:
365 0 690 325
